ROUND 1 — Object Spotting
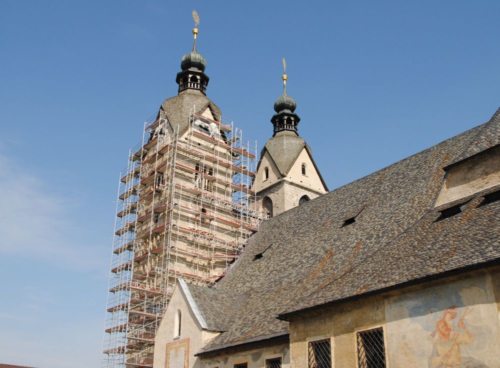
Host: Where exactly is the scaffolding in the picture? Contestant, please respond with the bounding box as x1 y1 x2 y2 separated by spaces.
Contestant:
103 108 262 368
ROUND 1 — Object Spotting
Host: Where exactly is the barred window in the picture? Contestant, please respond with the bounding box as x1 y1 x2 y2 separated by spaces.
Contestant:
308 339 331 368
357 327 386 368
266 357 282 368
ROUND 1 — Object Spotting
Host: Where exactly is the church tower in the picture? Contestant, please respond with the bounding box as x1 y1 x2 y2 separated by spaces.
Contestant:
252 61 328 217
103 12 260 368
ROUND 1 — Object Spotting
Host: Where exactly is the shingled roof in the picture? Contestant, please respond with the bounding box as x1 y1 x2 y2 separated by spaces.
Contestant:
158 89 222 136
263 132 307 176
188 108 500 355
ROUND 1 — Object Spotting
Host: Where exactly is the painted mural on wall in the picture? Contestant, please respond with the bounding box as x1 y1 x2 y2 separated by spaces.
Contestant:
385 274 500 368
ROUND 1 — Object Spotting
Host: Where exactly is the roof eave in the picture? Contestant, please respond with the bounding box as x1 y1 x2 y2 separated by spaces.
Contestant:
195 332 289 357
278 258 500 321
178 278 209 330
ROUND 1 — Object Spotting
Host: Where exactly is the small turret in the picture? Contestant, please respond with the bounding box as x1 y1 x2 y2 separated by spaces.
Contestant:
271 58 300 136
251 58 328 218
176 11 210 94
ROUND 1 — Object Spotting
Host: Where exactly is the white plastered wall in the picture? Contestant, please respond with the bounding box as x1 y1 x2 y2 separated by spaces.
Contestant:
253 148 327 217
286 149 326 193
253 151 282 193
201 107 214 120
153 284 219 368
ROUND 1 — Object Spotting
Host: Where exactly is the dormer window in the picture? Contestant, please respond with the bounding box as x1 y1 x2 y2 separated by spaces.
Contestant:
435 144 500 207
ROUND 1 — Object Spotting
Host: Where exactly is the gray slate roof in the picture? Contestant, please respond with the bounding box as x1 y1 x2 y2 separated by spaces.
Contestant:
188 108 500 355
158 89 222 136
264 131 307 176
186 283 239 332
449 108 500 166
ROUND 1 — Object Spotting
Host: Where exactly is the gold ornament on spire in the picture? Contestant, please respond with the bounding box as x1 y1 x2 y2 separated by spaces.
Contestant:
282 57 288 95
192 10 200 51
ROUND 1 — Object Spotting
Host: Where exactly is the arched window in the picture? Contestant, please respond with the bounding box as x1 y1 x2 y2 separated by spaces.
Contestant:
301 163 307 176
264 167 269 181
299 195 310 206
263 196 273 218
174 310 182 338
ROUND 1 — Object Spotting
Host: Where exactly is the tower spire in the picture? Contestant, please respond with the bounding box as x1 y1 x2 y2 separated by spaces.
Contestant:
175 10 210 94
282 57 288 96
192 10 200 51
271 58 300 136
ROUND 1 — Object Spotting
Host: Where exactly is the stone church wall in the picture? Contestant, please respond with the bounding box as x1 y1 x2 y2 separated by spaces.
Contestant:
289 266 500 368
200 343 290 368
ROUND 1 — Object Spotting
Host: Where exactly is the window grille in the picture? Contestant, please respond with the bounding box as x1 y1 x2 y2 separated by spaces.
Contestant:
266 358 282 368
308 339 331 368
357 327 386 368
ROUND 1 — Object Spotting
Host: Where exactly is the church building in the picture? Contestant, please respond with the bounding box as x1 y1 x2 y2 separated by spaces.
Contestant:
103 14 266 368
104 11 500 368
152 104 500 367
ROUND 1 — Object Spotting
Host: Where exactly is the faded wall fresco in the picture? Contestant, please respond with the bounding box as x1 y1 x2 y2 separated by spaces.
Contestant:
386 274 500 368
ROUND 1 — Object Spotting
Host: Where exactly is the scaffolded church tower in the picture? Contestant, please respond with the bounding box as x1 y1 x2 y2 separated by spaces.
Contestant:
103 15 262 368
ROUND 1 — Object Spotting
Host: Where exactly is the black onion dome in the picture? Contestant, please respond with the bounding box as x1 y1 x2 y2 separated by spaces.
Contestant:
274 94 297 113
181 51 207 71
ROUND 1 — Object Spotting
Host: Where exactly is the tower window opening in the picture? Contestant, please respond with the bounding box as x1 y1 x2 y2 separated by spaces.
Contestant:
263 196 273 218
155 173 164 187
200 207 210 225
200 166 214 192
264 167 269 180
301 163 307 176
299 195 310 206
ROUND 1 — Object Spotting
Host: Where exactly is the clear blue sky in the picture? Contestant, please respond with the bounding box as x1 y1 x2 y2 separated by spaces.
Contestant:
0 1 498 367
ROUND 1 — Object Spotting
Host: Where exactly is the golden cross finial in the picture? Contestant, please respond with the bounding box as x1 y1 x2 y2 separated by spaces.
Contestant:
192 10 200 51
282 57 288 95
